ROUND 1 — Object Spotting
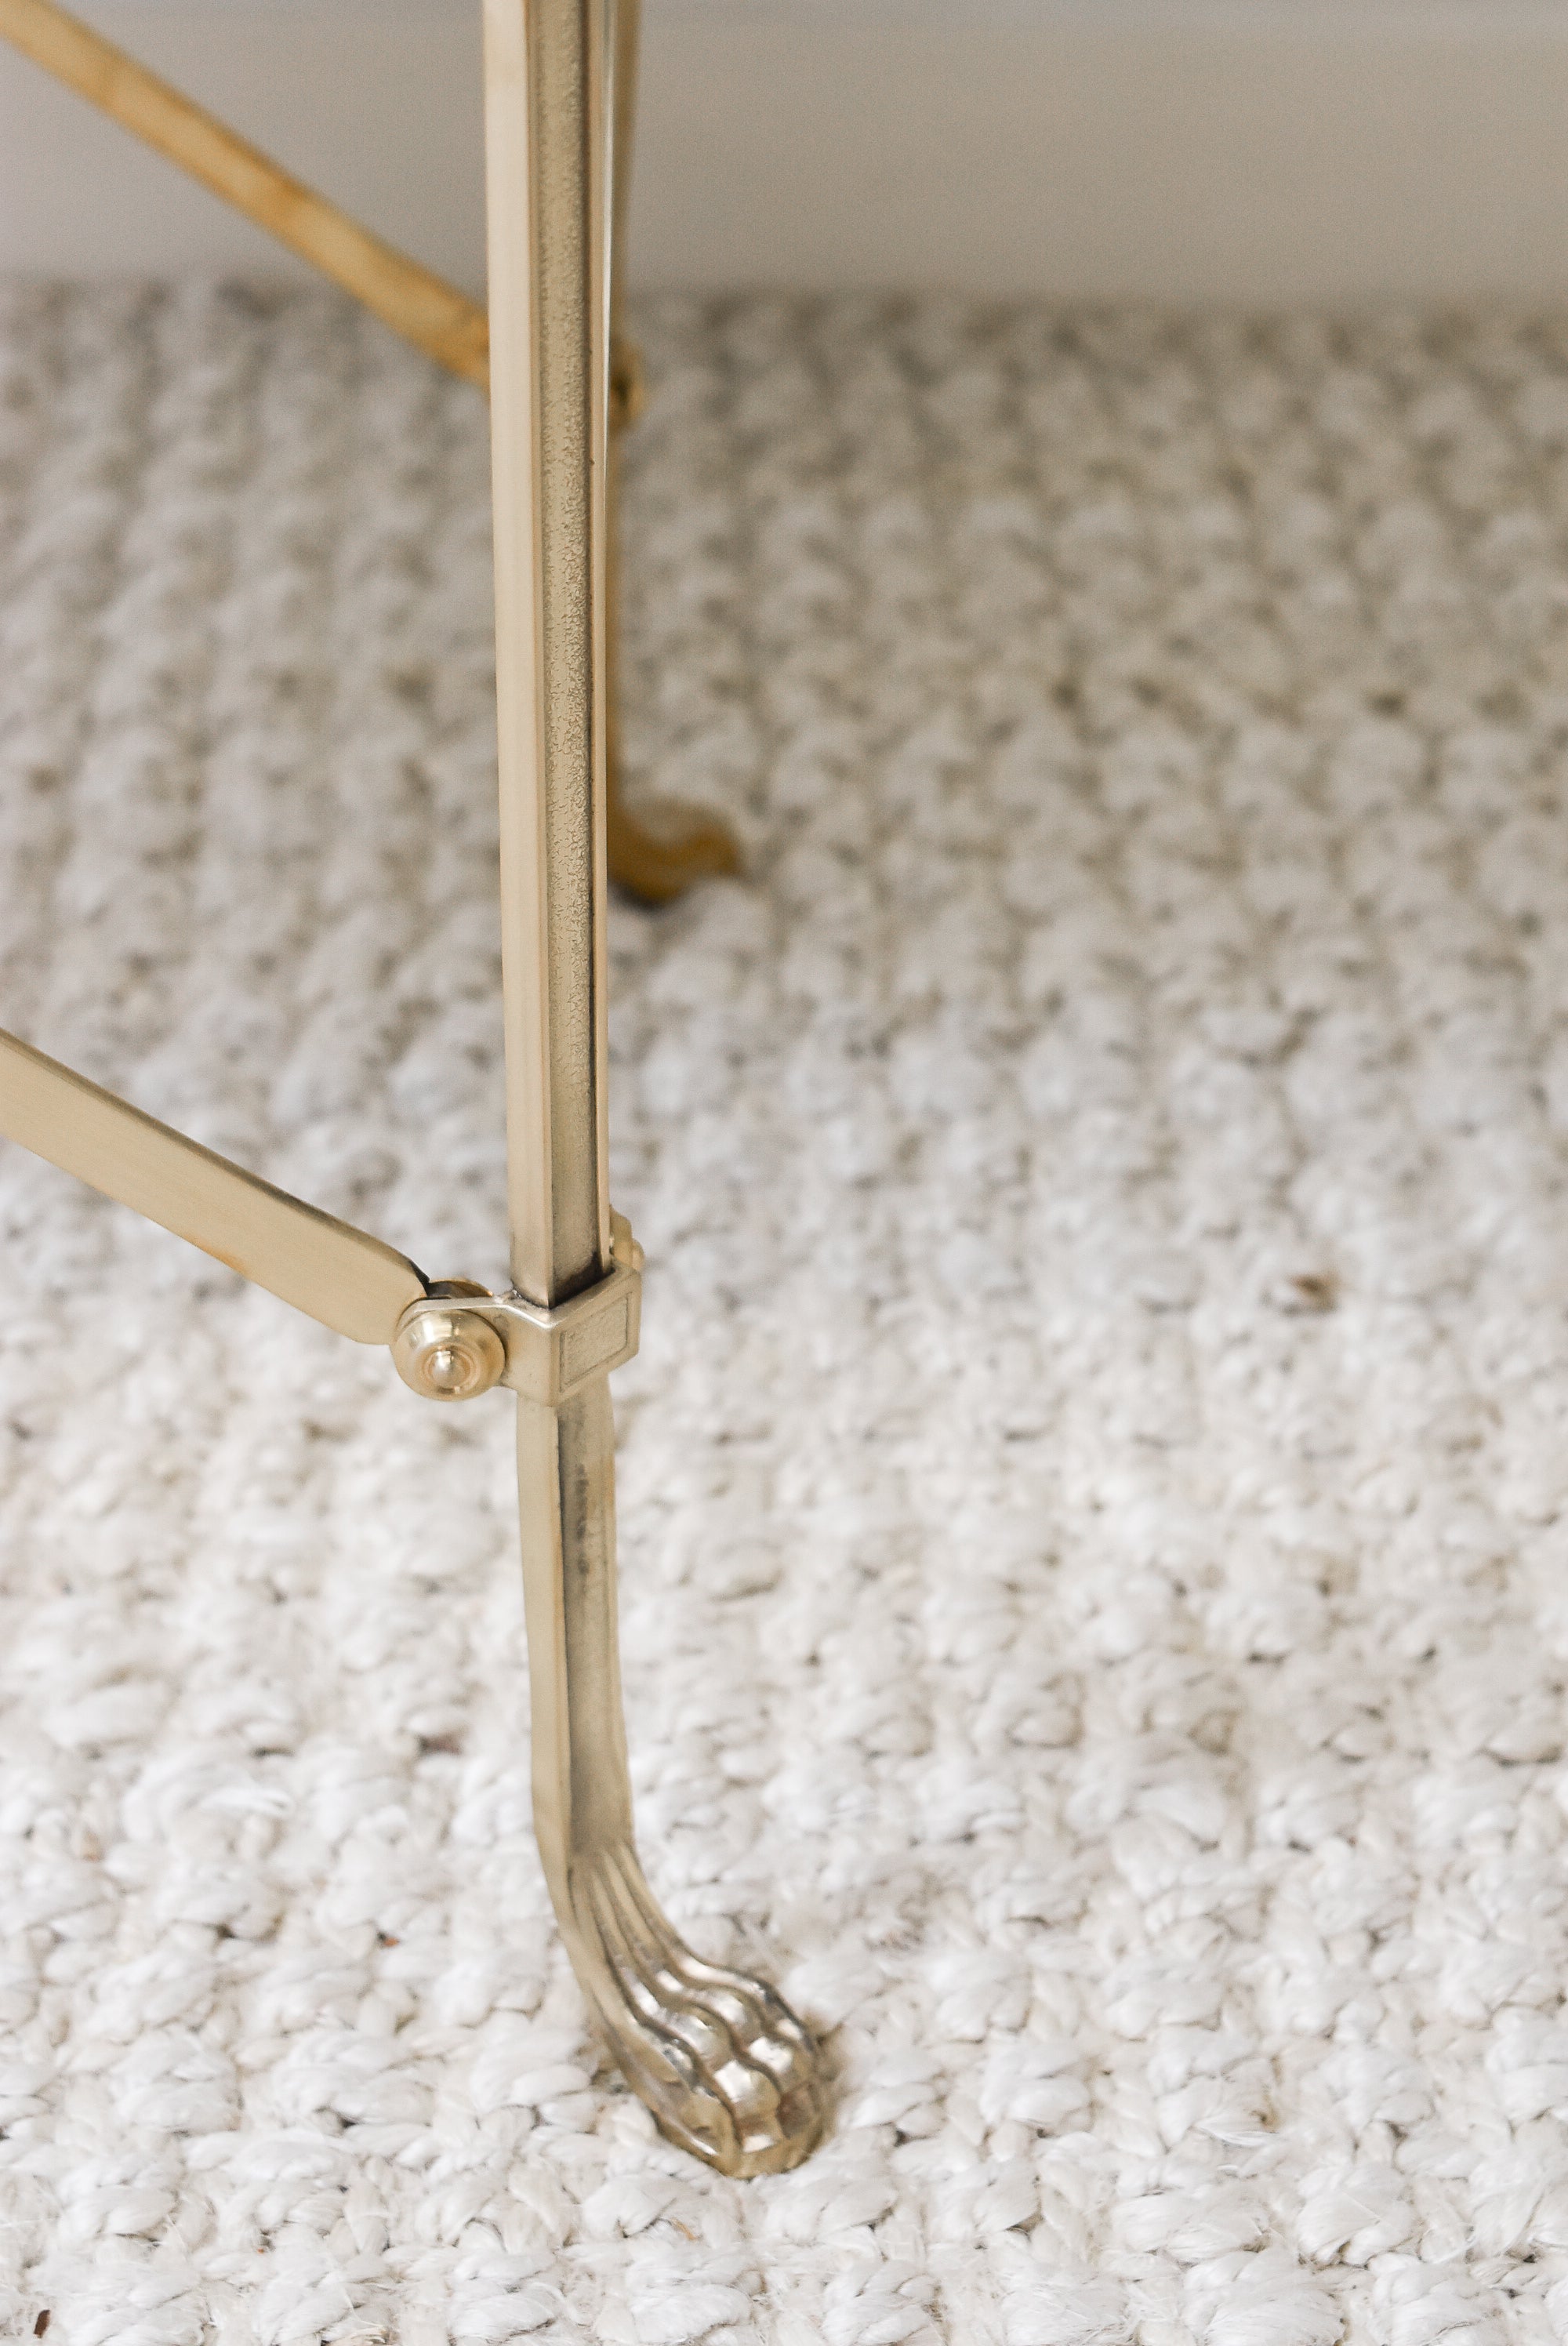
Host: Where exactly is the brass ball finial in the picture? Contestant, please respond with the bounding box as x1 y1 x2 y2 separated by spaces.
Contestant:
391 1300 506 1402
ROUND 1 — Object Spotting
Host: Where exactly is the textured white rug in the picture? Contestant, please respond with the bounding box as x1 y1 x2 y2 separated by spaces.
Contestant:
3 285 1568 2344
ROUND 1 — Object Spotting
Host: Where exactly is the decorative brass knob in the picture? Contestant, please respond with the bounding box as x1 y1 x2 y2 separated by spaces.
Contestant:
391 1300 506 1402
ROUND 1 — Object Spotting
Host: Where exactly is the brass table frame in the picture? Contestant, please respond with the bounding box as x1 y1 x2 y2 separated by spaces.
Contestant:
0 0 826 2177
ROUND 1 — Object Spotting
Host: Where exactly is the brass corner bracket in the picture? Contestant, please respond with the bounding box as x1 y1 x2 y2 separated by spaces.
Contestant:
393 1217 644 1405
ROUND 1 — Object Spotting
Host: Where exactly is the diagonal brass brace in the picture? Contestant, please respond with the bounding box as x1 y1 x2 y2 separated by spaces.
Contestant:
0 1023 641 1404
0 1025 429 1346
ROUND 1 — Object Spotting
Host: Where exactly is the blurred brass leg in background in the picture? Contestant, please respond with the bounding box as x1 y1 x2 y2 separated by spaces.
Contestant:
0 0 742 907
606 376 744 907
603 2 741 904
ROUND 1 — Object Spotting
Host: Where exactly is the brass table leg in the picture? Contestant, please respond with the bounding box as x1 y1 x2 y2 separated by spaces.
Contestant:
0 0 810 2171
606 527 742 917
518 1384 823 2172
483 0 824 2172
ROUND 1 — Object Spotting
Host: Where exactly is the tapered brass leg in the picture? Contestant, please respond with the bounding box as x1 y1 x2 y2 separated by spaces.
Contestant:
517 1382 824 2173
484 0 823 2170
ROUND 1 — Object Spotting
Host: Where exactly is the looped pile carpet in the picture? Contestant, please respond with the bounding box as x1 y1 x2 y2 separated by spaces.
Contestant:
2 285 1568 2343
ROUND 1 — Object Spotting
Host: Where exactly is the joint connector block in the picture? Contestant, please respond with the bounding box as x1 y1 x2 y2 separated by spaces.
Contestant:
477 1257 641 1404
392 1218 643 1405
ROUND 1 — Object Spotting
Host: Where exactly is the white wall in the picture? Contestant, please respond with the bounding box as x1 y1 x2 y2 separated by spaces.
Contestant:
2 2 1567 305
0 4 489 295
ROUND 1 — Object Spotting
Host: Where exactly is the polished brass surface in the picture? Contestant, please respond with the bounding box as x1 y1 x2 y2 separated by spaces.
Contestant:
482 1258 641 1404
391 1297 509 1402
485 0 611 1311
0 1026 428 1346
391 1235 642 1409
483 0 824 2172
517 1378 827 2175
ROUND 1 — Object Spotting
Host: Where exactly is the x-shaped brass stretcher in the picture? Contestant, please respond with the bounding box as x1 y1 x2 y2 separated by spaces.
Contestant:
0 0 826 2175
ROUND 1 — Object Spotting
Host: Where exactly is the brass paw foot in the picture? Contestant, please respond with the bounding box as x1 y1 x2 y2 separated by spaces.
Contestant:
517 1379 826 2175
607 786 742 906
575 1843 826 2175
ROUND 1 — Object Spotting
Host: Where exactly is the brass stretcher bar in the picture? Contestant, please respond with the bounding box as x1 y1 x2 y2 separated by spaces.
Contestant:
0 1027 427 1345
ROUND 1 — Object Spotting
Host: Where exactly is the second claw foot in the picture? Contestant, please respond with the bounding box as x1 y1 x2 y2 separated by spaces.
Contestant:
606 790 742 906
571 1844 826 2177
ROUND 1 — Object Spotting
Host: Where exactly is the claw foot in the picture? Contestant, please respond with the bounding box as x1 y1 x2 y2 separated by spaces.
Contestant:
606 787 742 906
572 1844 826 2175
